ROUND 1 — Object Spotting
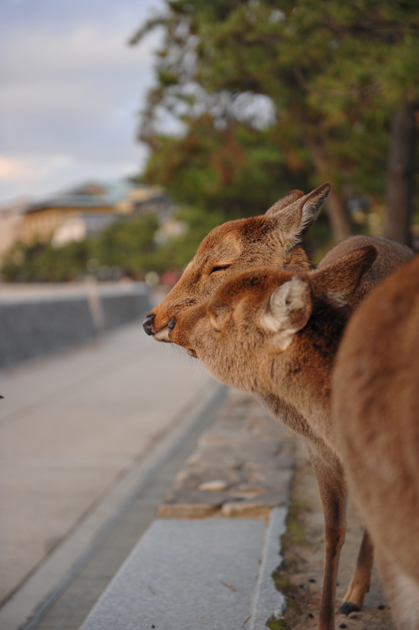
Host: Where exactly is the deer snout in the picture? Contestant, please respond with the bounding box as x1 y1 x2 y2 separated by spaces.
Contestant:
142 314 155 336
167 314 197 357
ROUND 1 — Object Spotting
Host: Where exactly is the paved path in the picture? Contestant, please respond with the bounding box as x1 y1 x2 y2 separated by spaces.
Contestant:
0 320 212 605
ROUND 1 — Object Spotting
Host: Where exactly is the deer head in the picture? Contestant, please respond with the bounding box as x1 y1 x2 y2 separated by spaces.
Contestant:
143 184 331 341
169 246 378 396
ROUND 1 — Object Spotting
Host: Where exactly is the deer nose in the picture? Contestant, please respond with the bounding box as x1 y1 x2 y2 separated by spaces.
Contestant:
143 314 155 336
167 316 176 331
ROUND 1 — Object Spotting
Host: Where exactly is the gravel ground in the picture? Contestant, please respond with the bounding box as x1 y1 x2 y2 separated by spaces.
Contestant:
271 437 395 630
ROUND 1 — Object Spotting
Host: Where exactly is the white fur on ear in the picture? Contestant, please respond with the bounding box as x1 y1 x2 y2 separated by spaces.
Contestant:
261 277 312 350
326 289 350 307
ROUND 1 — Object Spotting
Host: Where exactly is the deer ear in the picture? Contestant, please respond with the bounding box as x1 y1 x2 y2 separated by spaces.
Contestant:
311 245 378 306
267 183 331 255
265 189 305 215
260 276 312 350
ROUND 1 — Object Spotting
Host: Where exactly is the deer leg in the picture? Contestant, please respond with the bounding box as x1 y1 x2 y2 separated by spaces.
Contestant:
309 450 347 630
338 528 374 614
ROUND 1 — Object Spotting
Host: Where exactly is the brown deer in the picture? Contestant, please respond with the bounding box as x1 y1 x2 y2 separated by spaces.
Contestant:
143 184 414 615
143 184 412 342
167 246 379 630
333 254 419 630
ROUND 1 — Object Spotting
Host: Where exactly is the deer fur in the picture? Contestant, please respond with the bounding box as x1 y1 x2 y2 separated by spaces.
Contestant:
169 246 378 630
144 184 413 616
144 184 412 342
333 254 419 630
144 185 327 341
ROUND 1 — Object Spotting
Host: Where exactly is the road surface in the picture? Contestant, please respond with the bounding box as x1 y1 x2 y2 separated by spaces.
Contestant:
0 319 212 605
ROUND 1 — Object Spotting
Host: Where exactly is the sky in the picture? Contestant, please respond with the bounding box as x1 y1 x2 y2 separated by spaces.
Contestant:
0 0 165 207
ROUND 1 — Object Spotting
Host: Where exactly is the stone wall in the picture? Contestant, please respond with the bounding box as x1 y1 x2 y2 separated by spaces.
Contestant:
0 283 150 368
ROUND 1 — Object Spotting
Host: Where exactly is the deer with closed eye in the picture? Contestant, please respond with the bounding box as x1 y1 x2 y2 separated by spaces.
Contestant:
144 184 412 342
333 254 419 630
143 183 414 616
169 246 378 630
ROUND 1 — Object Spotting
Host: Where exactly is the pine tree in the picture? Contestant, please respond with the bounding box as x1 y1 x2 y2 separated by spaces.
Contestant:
131 0 419 244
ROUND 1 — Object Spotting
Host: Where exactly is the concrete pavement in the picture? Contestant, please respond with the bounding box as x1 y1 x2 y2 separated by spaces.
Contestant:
0 319 213 606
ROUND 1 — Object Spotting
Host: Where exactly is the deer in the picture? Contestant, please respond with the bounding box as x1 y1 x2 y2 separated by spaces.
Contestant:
143 184 413 342
333 254 419 630
143 183 414 615
167 245 379 630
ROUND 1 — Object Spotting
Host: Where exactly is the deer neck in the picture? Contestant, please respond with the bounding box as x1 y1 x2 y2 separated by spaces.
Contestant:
258 299 347 458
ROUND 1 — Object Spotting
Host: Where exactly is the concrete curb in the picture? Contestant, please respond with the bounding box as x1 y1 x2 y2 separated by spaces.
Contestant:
80 519 266 630
250 507 288 630
77 509 289 630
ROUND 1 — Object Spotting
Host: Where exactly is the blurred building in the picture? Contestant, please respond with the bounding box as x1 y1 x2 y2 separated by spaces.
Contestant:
15 181 170 245
52 213 120 247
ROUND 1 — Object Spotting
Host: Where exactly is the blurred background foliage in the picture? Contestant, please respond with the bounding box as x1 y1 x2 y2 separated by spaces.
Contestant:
1 239 91 284
133 0 419 245
2 0 418 282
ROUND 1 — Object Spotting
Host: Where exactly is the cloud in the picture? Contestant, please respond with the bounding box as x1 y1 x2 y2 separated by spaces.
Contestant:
0 152 145 205
0 156 33 181
1 23 156 83
0 24 159 117
0 153 76 193
0 0 164 204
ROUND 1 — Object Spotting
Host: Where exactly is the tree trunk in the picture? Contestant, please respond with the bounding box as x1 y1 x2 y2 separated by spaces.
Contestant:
326 187 354 242
384 103 417 245
306 138 354 242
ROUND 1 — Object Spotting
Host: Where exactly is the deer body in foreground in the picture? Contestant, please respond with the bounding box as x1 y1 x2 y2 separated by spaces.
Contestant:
333 254 419 630
143 184 413 616
169 246 378 630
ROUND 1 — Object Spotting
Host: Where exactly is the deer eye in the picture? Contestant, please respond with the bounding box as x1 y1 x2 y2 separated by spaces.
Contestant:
210 264 230 274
